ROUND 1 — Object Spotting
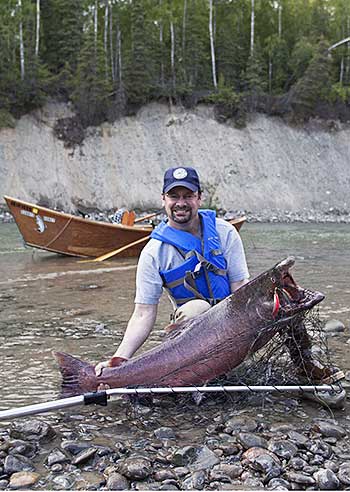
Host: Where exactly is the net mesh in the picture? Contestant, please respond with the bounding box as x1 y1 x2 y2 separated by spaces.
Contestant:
125 308 344 413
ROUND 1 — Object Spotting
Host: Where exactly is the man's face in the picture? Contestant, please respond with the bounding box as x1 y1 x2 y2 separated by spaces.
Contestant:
162 186 202 225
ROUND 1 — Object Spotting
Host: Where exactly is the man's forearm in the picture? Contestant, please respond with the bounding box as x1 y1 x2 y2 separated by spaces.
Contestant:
113 304 157 359
230 278 249 293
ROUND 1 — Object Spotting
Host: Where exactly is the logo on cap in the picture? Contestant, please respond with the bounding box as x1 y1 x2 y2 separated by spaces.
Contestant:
173 168 188 180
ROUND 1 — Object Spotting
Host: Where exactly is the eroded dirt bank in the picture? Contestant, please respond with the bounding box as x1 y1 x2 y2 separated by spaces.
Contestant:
0 102 349 218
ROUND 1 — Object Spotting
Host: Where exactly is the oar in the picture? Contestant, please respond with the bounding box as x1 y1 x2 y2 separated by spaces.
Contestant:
0 385 339 420
134 211 162 224
80 235 150 263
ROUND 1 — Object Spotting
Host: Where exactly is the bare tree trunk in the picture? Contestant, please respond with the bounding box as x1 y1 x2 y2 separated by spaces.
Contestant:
182 0 187 60
117 25 122 84
35 0 40 56
347 17 350 85
209 0 217 88
159 0 164 87
110 3 115 81
250 0 255 56
278 2 282 38
18 0 25 79
94 0 98 54
159 23 165 87
104 0 109 78
340 56 344 84
170 21 176 91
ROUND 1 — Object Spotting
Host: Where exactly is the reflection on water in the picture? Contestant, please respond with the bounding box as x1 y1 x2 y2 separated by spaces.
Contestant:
0 222 349 410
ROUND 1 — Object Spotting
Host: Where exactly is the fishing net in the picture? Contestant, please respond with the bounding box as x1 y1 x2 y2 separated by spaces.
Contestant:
125 307 344 414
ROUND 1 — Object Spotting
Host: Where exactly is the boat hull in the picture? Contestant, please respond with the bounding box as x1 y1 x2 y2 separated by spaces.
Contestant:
4 196 246 258
4 196 151 258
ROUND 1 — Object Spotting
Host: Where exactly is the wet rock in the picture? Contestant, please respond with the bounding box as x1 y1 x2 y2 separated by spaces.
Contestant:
242 447 280 465
10 421 55 443
237 432 268 450
8 471 40 489
117 457 152 480
0 480 9 490
159 484 178 490
46 448 69 466
154 427 176 439
106 472 130 490
218 443 239 456
160 479 179 489
267 477 290 490
51 473 76 489
154 469 176 481
172 446 197 466
174 467 189 478
172 445 219 471
215 464 243 479
312 421 346 439
4 455 35 474
8 440 36 458
324 319 345 333
71 447 97 465
284 471 316 485
304 439 333 458
181 470 206 489
50 464 63 473
314 468 340 490
287 430 308 447
243 476 264 488
61 440 92 455
248 453 282 479
338 464 350 485
224 417 258 434
208 469 231 482
309 454 325 465
324 460 338 472
189 446 220 472
268 440 298 459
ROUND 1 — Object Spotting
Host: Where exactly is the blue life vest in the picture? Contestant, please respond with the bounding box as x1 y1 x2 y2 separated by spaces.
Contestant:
150 210 231 307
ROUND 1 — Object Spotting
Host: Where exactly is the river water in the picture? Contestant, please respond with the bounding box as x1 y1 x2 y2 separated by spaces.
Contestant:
0 222 349 413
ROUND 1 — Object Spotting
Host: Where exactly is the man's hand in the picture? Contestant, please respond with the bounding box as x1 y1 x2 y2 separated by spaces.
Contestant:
95 356 128 376
95 357 128 391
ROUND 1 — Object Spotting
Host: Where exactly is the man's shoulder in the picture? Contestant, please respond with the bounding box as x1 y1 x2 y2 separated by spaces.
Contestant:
141 238 163 257
215 217 238 235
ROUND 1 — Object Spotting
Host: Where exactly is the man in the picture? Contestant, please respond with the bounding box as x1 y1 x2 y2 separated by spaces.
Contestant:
95 167 344 391
95 166 249 375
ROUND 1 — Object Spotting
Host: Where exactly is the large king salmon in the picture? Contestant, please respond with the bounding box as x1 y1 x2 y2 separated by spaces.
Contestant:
56 257 325 397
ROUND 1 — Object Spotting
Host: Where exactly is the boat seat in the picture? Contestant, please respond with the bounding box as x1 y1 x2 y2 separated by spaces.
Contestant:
121 210 136 226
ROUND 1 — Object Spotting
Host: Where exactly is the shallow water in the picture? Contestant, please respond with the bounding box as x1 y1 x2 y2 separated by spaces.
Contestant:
0 222 349 413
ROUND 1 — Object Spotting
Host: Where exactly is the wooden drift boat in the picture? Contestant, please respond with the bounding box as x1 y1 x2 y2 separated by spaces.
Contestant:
4 196 246 259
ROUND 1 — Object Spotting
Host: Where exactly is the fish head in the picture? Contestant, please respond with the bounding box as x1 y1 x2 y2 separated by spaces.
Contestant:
237 257 325 325
253 256 325 321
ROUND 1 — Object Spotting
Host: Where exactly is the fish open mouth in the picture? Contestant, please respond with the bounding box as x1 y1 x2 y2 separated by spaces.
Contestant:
273 257 325 315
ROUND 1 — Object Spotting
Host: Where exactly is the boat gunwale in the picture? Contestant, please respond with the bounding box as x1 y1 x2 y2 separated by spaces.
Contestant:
3 195 152 233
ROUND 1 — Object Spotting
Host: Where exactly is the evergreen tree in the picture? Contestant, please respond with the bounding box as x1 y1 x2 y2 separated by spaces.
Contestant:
290 39 335 119
41 0 86 74
124 0 152 107
71 26 112 127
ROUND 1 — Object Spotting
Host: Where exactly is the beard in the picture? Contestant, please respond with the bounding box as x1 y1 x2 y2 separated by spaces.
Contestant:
170 206 193 223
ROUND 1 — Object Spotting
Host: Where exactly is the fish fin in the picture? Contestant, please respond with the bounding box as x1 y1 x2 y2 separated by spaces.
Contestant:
54 351 94 398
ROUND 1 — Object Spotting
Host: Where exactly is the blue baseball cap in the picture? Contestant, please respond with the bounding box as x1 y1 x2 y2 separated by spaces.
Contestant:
163 167 201 193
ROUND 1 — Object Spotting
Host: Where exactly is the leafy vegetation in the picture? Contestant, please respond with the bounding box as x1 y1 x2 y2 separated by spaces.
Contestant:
1 0 350 134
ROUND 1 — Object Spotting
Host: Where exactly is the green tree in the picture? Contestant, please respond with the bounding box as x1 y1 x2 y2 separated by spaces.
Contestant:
290 39 335 119
71 26 112 127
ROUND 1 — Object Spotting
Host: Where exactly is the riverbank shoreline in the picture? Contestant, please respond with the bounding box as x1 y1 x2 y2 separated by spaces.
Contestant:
1 393 350 491
1 207 350 225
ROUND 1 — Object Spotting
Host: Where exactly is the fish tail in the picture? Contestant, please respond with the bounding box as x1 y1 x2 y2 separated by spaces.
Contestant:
54 351 94 397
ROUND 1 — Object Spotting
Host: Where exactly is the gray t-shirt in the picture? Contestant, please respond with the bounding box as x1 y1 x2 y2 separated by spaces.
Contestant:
135 218 249 305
